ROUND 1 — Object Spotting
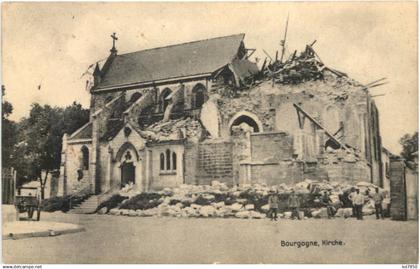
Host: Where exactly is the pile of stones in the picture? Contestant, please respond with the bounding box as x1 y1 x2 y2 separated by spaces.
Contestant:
100 179 388 219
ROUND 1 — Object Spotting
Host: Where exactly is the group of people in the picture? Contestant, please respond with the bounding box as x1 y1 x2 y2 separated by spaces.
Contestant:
348 187 385 220
267 186 386 221
268 190 300 221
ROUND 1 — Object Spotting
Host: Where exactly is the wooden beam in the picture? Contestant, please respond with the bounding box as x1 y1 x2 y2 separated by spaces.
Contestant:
371 94 386 98
280 13 289 63
360 78 388 91
365 77 387 87
263 50 274 62
368 82 388 89
260 58 268 72
309 40 317 47
245 48 256 59
293 103 349 150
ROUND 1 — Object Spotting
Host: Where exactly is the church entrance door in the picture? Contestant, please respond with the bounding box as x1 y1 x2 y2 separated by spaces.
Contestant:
121 162 135 188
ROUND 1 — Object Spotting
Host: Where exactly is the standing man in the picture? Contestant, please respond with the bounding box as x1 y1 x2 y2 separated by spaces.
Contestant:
268 190 279 221
288 189 300 220
353 189 365 220
372 187 384 219
322 191 334 218
348 187 357 218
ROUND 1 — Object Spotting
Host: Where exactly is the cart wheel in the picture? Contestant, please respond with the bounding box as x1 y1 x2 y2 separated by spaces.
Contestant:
36 208 41 221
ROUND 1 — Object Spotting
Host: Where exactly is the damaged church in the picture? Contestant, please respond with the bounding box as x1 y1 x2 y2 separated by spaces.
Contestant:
59 33 384 196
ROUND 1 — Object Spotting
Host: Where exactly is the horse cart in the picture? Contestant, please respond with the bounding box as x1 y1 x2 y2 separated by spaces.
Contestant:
14 186 42 221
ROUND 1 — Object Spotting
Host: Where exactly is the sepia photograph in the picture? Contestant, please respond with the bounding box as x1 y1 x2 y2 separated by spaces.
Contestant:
1 1 418 265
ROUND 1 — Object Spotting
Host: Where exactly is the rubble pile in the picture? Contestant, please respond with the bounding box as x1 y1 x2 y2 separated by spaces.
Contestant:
262 44 359 87
323 147 360 163
99 179 389 219
145 118 204 142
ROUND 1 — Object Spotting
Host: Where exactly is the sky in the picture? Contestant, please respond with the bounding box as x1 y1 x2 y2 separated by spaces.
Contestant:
2 2 418 154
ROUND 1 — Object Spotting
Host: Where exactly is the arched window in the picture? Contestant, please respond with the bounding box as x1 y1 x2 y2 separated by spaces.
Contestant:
166 149 171 170
81 146 89 170
172 152 177 170
160 88 172 113
160 153 165 171
160 149 178 172
230 115 261 135
129 92 142 103
191 84 207 109
228 111 263 136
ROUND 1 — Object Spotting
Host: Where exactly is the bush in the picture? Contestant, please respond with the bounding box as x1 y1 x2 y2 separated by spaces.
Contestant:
96 194 128 213
41 194 90 212
41 197 69 212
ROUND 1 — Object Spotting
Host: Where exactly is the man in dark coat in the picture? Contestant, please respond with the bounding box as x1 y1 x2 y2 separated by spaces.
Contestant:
322 191 334 218
268 190 279 221
288 189 300 220
372 187 384 219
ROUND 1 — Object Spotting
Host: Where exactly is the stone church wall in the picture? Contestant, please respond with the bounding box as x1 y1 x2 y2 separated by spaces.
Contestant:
148 143 184 190
250 132 294 162
213 80 382 185
196 139 234 185
184 141 199 185
76 75 383 193
64 142 93 195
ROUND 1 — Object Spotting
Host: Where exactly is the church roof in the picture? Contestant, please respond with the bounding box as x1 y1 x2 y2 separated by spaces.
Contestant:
68 122 92 141
96 33 246 90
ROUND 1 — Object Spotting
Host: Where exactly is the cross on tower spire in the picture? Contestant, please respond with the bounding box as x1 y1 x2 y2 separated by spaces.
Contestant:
110 32 118 54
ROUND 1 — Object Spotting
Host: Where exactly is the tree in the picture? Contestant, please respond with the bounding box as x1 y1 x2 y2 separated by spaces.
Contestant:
2 85 17 168
399 131 418 168
62 102 90 135
12 102 89 198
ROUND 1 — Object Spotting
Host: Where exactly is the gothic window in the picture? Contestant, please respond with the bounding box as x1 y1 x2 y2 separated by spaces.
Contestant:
160 88 172 113
160 149 177 172
172 152 177 170
160 153 165 171
191 84 207 109
129 92 142 103
230 115 260 135
166 149 171 170
81 146 89 170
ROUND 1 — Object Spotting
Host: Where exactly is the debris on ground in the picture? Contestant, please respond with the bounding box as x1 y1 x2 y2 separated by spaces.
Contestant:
96 179 389 219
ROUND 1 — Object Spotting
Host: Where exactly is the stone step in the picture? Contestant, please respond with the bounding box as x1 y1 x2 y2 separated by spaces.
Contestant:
73 206 97 210
68 209 96 214
75 205 97 209
68 196 99 214
73 202 99 206
67 195 101 214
